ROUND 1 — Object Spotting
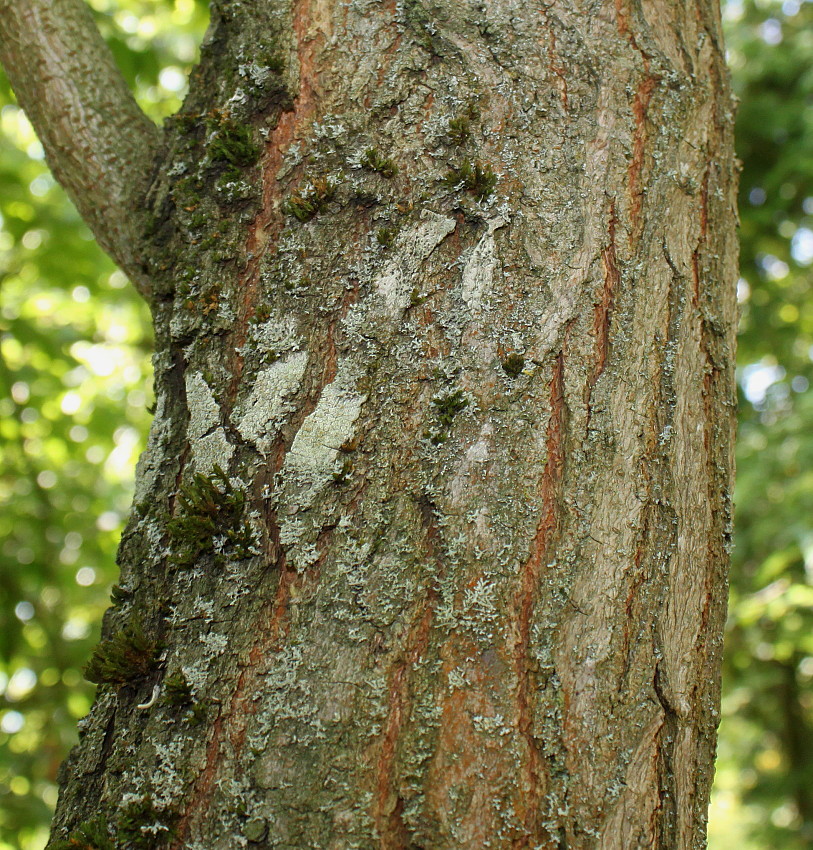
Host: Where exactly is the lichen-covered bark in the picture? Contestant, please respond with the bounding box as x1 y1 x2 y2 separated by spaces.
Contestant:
47 1 737 848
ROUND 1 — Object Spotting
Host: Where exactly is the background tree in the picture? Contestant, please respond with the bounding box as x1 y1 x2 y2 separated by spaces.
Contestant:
0 1 740 848
708 1 813 847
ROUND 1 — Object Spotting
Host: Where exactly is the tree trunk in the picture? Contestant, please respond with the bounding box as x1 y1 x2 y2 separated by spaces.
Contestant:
5 0 738 847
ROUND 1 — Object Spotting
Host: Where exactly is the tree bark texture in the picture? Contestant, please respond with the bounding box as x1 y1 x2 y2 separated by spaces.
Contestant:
35 0 737 847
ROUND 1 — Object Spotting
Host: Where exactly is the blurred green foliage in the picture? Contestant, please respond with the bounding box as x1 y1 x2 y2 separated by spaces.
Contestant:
0 2 207 848
1 0 812 848
708 1 813 848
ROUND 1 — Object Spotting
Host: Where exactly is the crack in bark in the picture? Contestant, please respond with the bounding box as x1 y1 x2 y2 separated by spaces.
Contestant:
93 703 118 783
172 714 224 849
225 0 323 409
613 0 662 243
172 502 290 845
512 352 566 848
616 241 683 693
375 0 404 91
628 75 657 240
691 164 711 309
374 496 442 849
618 507 651 686
613 0 654 66
585 200 620 427
651 663 679 846
171 14 339 821
541 10 568 113
693 161 718 642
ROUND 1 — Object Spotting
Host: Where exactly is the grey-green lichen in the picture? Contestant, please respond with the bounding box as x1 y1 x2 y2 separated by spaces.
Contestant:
460 215 507 311
133 391 173 504
371 211 456 317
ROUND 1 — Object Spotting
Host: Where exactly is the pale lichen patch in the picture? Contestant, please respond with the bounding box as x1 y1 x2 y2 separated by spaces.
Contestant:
465 431 491 463
245 313 302 357
285 369 366 498
193 428 234 477
151 739 187 808
274 364 367 569
448 421 494 508
235 351 309 454
199 631 228 656
471 713 509 736
459 578 501 644
182 660 211 693
448 666 470 691
374 211 456 315
461 216 507 311
185 371 220 441
185 371 234 474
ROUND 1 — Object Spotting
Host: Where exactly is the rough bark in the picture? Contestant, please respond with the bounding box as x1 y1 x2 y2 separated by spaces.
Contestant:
2 0 738 848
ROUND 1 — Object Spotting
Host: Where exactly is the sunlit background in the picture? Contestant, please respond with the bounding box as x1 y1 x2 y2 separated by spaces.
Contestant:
1 1 812 847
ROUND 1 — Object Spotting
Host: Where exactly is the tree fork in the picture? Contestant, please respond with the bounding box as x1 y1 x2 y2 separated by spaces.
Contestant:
1 0 738 847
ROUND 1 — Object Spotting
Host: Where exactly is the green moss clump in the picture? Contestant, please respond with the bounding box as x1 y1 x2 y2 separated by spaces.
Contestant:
332 458 353 485
282 176 337 222
447 102 481 145
362 147 398 178
168 465 254 568
161 670 208 723
433 390 469 427
84 622 160 686
189 701 208 726
251 303 273 323
110 584 131 607
448 116 471 145
117 798 177 848
207 117 261 169
444 160 497 200
502 353 525 377
173 111 204 135
161 671 194 707
263 56 285 74
186 700 207 726
49 816 114 850
376 225 397 248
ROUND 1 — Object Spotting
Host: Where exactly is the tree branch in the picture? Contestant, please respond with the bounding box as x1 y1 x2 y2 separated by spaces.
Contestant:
0 0 161 298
